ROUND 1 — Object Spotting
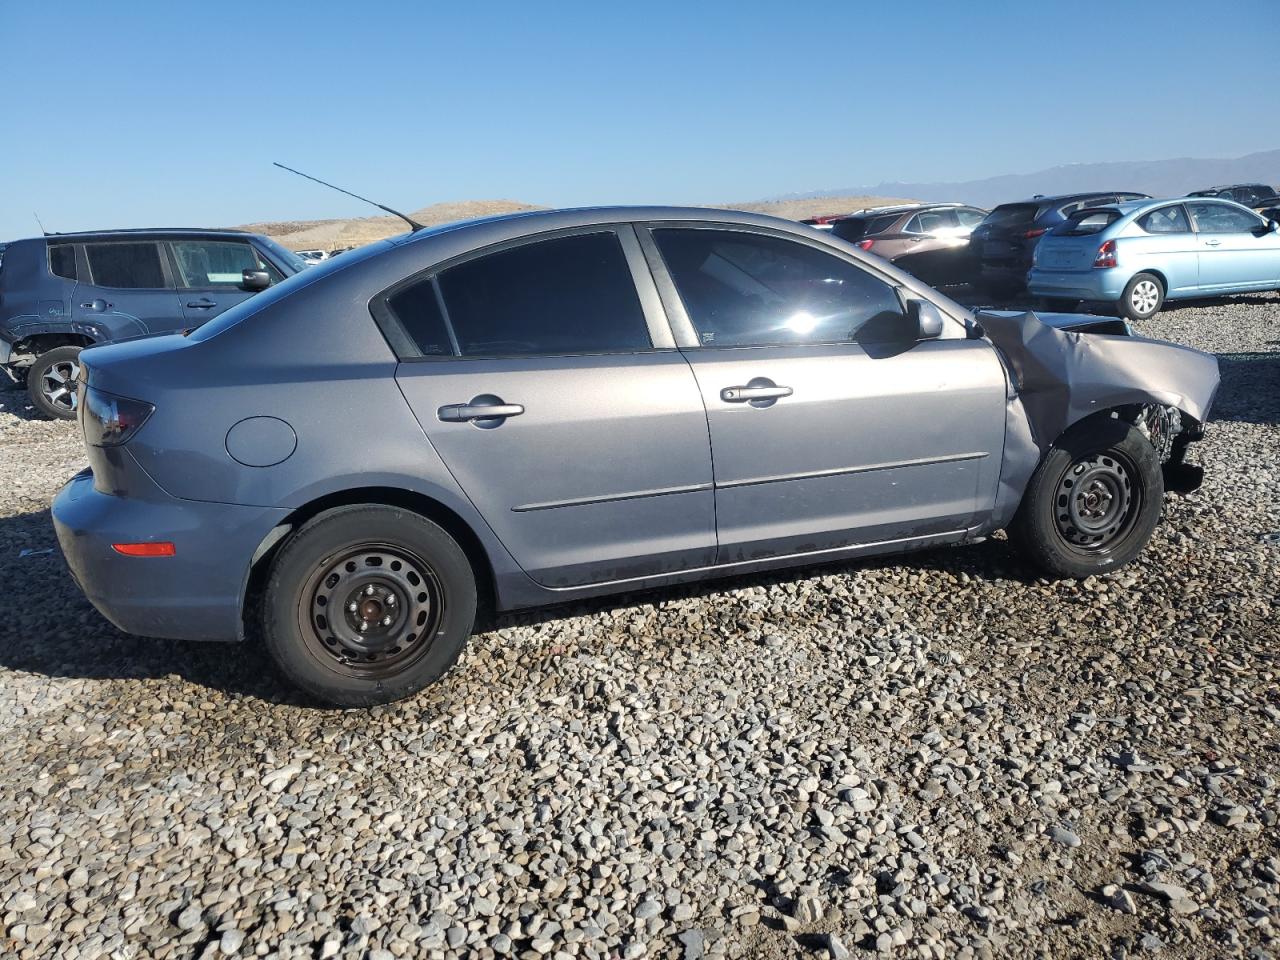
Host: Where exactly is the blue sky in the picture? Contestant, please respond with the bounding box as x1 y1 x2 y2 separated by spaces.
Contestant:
1 0 1275 239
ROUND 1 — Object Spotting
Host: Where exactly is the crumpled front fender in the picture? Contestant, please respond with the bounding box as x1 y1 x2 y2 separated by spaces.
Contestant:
980 310 1220 527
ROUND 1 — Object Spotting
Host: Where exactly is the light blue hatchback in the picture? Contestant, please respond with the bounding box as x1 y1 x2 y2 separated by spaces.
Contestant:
1028 198 1280 320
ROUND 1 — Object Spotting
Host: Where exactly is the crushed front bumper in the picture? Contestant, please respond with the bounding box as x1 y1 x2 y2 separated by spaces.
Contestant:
52 468 288 641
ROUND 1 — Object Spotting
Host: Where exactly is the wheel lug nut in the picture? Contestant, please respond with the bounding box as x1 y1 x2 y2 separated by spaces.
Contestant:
365 585 375 596
359 622 369 633
382 615 392 626
348 602 358 612
385 595 396 606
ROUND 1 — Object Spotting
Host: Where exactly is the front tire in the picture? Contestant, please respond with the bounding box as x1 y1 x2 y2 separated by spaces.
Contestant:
27 346 83 420
261 505 478 706
1118 273 1164 321
1009 417 1164 578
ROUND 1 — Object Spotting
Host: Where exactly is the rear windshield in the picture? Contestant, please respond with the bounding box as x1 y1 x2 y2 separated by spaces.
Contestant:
982 203 1039 226
1053 209 1121 236
831 213 898 241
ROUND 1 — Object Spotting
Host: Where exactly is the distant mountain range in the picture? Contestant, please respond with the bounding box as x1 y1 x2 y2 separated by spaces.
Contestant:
790 149 1280 209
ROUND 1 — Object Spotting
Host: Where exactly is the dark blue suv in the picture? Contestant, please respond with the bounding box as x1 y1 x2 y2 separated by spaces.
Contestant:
0 229 306 418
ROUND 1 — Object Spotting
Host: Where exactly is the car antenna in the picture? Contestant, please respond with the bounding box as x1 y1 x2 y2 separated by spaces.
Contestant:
33 211 51 235
272 162 425 232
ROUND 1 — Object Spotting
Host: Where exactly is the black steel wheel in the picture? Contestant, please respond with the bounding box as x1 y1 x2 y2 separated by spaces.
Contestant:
299 543 445 678
1010 416 1164 578
263 505 477 706
1050 450 1141 553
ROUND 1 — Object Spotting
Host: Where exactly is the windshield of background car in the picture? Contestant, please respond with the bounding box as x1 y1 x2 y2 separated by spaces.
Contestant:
981 204 1038 227
255 236 309 275
1053 209 1122 236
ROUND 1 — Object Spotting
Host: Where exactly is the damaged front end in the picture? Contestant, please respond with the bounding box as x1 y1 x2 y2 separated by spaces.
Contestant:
977 310 1219 529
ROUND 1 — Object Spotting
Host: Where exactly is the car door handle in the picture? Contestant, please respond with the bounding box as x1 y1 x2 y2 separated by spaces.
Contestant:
79 300 112 311
1203 239 1222 246
720 384 793 402
186 298 218 308
437 400 525 423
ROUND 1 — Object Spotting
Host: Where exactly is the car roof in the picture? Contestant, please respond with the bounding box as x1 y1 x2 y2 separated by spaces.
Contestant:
833 202 973 220
999 191 1146 207
13 227 259 244
391 205 838 247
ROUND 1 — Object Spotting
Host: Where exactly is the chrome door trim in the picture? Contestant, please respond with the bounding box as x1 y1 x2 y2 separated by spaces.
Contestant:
715 451 990 490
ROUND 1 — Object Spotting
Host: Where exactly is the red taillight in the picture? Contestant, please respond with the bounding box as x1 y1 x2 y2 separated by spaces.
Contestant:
857 239 875 251
1024 227 1047 239
112 542 176 557
1093 240 1118 269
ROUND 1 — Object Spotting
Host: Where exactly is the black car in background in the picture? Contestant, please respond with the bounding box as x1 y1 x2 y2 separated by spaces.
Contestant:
1188 183 1278 206
968 191 1149 293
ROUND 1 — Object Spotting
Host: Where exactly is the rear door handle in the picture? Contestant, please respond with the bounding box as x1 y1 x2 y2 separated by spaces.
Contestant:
1203 239 1222 246
437 396 525 424
720 384 793 402
79 299 112 311
186 298 218 308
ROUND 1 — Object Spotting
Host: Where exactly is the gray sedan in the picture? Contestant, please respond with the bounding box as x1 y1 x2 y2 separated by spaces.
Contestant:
51 207 1219 706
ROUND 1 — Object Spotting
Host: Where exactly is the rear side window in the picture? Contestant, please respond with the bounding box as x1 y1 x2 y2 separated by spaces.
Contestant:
84 242 165 288
436 232 651 357
386 280 454 357
48 244 77 280
170 239 261 287
1137 206 1191 234
653 228 911 347
956 208 985 227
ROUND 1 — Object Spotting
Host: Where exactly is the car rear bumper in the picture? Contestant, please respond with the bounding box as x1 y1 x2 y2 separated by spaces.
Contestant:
52 468 289 642
1027 268 1127 302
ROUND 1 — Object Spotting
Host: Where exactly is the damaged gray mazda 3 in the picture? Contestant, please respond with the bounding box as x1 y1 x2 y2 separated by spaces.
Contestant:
51 207 1219 706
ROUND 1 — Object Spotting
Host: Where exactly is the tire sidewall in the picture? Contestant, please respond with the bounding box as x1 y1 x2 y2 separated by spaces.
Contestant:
1119 273 1164 322
1012 417 1165 578
262 506 477 706
27 346 83 420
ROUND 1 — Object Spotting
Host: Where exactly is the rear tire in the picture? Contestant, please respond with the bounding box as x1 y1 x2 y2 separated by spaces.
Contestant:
1118 273 1164 321
26 346 83 420
1009 417 1164 579
261 504 478 706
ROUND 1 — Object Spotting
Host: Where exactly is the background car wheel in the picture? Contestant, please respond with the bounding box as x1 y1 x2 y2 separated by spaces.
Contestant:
1009 416 1164 579
1119 273 1164 321
261 504 478 707
26 346 83 420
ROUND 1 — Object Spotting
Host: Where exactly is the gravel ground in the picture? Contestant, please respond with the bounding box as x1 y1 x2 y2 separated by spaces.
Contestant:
0 294 1276 960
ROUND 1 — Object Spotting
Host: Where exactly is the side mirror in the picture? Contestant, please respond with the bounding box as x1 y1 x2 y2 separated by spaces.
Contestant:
1269 219 1280 234
907 299 946 340
241 269 270 292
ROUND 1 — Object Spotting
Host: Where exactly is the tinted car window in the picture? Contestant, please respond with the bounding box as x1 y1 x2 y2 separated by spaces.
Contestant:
84 242 165 288
171 239 261 287
829 217 870 242
956 208 985 227
653 228 910 347
865 213 901 235
437 232 650 357
1055 209 1122 236
982 204 1038 227
48 244 77 280
1187 202 1262 234
386 279 454 357
916 210 957 233
1137 205 1191 234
